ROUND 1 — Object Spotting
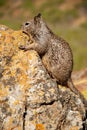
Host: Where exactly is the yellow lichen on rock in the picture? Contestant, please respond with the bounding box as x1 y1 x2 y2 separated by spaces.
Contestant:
82 90 87 100
0 25 34 130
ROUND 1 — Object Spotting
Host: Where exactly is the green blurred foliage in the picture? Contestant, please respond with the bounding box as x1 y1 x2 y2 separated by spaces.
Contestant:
81 22 87 28
0 0 6 6
23 0 35 11
78 0 87 9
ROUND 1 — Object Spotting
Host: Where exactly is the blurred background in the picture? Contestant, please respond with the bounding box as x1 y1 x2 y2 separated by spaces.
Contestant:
0 0 87 70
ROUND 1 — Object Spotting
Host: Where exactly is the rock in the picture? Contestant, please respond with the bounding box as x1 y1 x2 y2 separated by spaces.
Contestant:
0 25 86 130
72 68 87 100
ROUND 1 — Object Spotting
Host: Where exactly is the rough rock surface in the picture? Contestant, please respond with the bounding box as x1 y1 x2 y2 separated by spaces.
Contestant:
72 68 87 100
0 25 86 130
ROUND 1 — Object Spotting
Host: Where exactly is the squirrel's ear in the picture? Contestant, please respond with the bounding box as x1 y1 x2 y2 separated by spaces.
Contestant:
34 13 42 24
37 13 41 18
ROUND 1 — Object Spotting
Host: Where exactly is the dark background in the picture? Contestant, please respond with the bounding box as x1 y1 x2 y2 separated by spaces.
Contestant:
0 0 87 70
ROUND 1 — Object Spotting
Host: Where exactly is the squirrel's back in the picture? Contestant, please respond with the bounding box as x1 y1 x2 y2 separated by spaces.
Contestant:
42 35 73 85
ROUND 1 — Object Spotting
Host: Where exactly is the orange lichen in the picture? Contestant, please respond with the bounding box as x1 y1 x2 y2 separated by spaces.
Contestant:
13 100 20 105
4 34 12 43
17 72 28 86
36 124 45 130
70 126 79 130
0 87 9 98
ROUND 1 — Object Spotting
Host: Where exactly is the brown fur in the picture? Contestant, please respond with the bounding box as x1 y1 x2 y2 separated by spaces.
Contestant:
21 13 87 109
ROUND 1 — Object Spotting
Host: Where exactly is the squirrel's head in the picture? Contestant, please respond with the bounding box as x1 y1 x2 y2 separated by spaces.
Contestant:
22 13 44 35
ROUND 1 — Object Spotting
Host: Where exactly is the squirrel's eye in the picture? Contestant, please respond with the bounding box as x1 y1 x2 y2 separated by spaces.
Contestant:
25 22 30 26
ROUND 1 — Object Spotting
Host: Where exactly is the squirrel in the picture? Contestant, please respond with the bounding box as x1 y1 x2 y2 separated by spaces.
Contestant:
20 13 87 109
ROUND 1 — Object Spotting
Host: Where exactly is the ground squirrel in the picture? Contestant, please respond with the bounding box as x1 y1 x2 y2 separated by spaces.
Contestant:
20 13 87 109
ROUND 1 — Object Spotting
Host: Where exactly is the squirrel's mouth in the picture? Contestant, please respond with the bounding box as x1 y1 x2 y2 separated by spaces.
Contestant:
22 29 35 39
22 30 30 37
22 30 29 37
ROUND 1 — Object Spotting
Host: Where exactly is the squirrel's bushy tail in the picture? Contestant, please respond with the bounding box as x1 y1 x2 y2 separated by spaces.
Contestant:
67 78 87 110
